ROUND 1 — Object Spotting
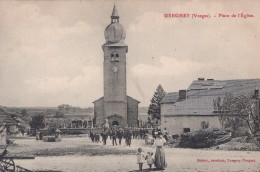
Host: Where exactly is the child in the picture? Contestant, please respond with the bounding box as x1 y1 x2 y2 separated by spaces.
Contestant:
137 148 146 171
144 132 149 145
146 151 154 170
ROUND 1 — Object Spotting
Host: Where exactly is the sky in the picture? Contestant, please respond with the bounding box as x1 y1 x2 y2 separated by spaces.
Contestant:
0 0 259 107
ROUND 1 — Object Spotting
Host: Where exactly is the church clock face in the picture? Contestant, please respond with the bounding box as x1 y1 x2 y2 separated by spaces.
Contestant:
112 66 117 73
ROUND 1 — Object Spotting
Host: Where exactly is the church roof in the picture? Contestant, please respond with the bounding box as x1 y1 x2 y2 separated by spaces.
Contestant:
104 23 126 44
127 95 140 103
102 40 128 47
111 4 119 18
163 79 260 117
104 5 126 45
92 96 140 104
92 97 104 103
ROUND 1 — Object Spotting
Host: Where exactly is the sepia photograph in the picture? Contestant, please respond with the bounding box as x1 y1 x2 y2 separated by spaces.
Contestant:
0 0 259 171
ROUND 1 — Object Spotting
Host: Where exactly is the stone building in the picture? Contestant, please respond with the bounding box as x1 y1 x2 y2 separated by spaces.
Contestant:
44 112 93 129
0 108 18 145
93 5 140 127
0 108 18 133
160 78 260 135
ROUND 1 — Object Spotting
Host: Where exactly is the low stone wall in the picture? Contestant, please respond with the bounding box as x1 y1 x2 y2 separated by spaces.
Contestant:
60 128 91 135
45 127 154 135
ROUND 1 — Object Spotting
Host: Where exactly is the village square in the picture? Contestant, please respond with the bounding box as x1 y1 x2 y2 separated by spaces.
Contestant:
0 1 260 172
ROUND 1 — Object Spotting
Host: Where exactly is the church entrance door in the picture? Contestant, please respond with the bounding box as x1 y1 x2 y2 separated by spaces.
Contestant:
112 121 119 126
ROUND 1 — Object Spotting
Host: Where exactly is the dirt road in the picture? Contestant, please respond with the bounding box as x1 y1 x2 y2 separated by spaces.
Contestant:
11 137 260 171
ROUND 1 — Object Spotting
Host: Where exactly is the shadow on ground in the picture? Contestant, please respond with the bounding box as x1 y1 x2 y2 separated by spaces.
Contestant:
129 168 165 172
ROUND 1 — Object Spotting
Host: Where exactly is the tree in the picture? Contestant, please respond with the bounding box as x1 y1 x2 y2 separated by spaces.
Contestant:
214 93 260 136
54 110 65 118
148 84 167 120
58 104 71 113
48 119 63 134
29 114 45 130
21 109 28 116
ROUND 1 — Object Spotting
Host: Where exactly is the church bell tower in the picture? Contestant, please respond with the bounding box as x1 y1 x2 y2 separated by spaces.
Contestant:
102 5 128 126
93 5 139 128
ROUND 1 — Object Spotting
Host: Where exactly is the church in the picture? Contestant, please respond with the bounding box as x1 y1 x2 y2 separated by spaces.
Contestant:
93 5 140 127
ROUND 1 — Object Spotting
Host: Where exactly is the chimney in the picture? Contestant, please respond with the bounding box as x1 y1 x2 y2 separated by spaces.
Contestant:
179 90 187 100
254 89 259 98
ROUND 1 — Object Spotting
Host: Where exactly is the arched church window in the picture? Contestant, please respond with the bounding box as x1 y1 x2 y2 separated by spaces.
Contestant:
115 54 119 61
111 51 119 62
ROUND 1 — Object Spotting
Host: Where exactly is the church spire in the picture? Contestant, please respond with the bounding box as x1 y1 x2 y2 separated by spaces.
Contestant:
111 4 119 23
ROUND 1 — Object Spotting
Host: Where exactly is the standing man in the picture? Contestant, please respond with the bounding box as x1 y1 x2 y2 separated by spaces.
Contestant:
152 128 156 139
125 130 132 147
132 128 136 139
112 129 117 146
90 131 94 143
109 128 112 140
101 130 108 145
117 128 123 145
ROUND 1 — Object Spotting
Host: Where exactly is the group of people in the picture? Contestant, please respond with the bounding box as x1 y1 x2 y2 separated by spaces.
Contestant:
110 128 132 146
132 128 149 139
89 127 133 147
89 131 101 143
137 131 167 171
89 126 168 171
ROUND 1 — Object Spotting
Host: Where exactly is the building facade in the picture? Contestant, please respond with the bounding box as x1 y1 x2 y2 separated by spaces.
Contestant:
160 78 260 135
0 108 18 145
93 5 139 127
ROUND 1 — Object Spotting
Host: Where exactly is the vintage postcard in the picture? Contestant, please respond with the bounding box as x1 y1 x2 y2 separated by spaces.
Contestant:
0 0 259 171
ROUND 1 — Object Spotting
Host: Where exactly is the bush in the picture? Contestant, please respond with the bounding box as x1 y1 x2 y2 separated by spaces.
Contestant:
178 128 231 148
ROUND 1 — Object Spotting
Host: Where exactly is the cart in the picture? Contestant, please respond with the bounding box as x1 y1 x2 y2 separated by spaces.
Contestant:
0 145 34 172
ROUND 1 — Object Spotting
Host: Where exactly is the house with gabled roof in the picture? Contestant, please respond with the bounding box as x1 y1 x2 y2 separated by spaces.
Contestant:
160 78 260 135
0 108 19 145
0 108 19 133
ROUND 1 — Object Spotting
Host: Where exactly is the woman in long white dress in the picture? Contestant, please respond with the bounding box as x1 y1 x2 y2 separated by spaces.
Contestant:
153 132 167 169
